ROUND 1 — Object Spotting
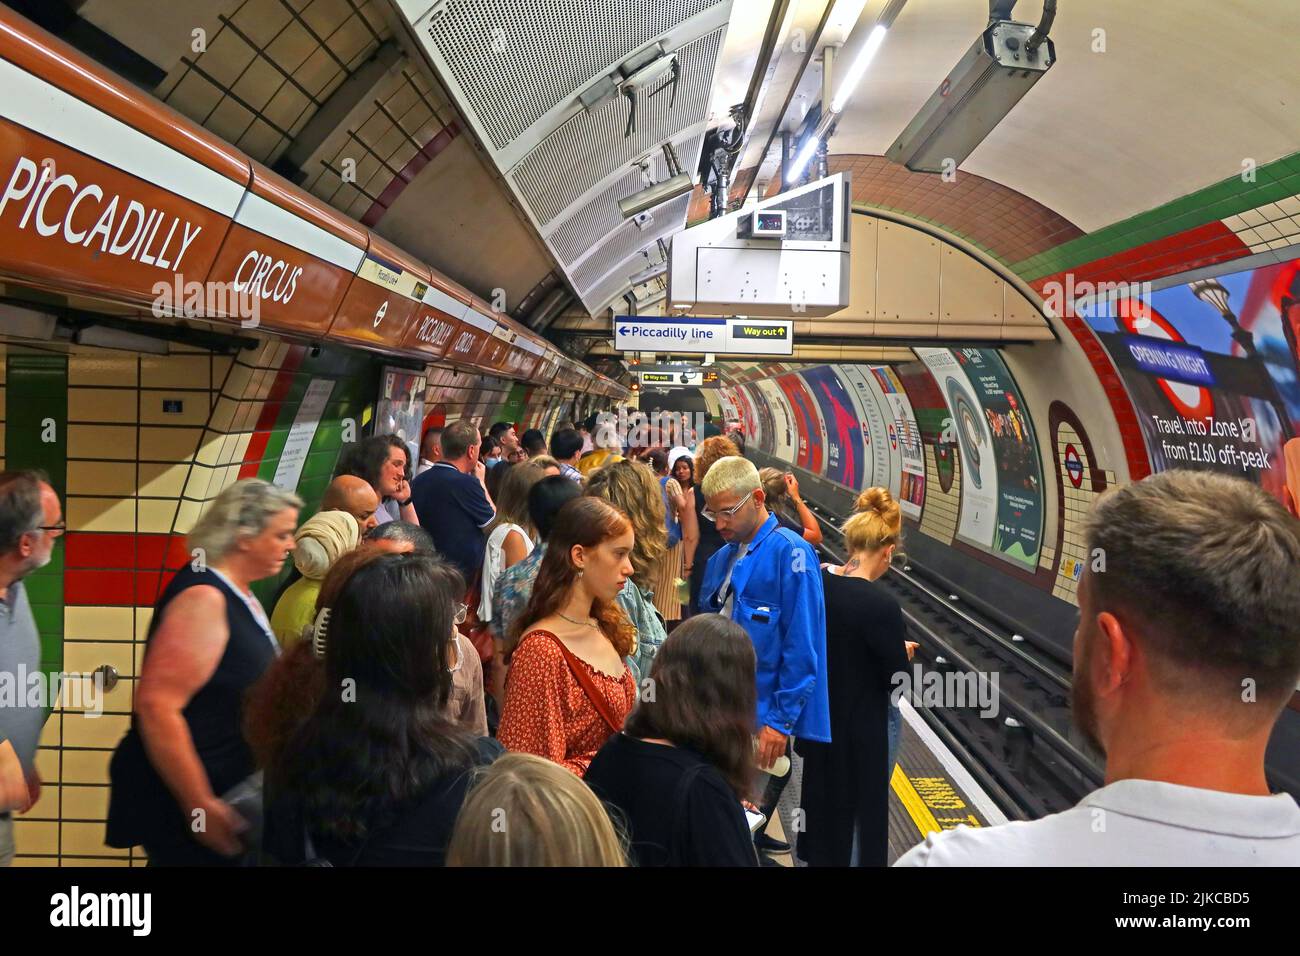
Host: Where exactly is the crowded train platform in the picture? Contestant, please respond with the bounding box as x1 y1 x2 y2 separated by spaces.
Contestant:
0 0 1296 935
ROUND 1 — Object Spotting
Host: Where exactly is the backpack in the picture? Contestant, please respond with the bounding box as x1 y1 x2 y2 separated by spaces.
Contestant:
660 476 682 549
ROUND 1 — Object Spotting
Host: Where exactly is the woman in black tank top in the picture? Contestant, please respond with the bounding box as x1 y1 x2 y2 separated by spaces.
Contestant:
106 480 302 866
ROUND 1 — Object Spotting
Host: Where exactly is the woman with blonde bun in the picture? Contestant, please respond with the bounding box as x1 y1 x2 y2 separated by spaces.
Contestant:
797 487 916 867
446 752 627 866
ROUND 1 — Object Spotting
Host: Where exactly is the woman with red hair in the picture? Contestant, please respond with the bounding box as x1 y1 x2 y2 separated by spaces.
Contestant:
498 497 638 776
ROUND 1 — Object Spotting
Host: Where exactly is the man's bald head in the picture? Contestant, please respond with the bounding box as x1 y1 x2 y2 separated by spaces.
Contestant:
323 474 381 532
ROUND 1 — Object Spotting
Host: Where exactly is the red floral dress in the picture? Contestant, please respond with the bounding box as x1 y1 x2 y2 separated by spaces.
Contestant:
498 629 637 777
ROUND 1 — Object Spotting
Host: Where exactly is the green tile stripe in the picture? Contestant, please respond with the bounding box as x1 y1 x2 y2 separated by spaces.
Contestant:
250 364 373 609
500 382 528 427
1012 150 1300 281
4 353 68 700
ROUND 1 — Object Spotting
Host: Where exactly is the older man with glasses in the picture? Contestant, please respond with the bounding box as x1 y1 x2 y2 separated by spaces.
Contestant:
0 470 63 866
699 456 830 864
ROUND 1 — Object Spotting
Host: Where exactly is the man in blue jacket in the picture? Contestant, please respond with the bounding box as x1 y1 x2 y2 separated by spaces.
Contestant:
700 456 830 858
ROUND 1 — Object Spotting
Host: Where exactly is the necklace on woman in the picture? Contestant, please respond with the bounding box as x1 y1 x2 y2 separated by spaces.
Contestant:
557 611 598 628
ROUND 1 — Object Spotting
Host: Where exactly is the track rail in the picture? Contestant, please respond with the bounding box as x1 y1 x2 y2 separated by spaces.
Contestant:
793 495 1102 818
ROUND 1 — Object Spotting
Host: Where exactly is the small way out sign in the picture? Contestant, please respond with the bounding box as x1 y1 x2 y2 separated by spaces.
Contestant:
613 316 793 356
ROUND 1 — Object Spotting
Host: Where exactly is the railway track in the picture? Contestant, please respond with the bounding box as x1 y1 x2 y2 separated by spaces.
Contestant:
795 495 1104 821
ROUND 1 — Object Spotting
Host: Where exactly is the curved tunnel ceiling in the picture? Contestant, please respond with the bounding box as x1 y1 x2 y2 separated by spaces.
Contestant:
829 0 1300 233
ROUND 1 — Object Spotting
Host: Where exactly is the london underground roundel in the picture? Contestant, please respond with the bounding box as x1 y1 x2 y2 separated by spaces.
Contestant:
1116 297 1214 421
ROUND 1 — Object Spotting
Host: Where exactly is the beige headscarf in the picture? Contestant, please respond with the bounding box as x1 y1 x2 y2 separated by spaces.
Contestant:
292 509 361 580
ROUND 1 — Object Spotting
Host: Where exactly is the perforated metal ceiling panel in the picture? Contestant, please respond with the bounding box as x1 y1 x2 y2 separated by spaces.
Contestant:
545 131 703 267
572 193 689 295
420 0 725 150
398 1 731 318
507 27 723 226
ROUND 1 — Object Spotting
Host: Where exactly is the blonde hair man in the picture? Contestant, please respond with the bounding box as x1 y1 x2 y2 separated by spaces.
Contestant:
698 456 830 860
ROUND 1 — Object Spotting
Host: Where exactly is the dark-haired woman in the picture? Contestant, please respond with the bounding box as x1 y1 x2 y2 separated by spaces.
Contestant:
497 497 638 777
262 551 500 866
585 615 760 867
336 434 419 526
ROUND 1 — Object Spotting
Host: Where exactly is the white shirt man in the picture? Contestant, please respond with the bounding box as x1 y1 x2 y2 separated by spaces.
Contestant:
898 471 1300 867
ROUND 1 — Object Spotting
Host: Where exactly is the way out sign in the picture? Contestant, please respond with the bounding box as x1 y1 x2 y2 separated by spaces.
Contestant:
613 316 793 356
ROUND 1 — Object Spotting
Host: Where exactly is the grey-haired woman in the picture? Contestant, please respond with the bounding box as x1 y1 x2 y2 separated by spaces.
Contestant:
107 479 301 865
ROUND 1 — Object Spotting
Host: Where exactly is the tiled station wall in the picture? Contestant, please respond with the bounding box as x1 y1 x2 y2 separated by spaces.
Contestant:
3 329 590 866
6 335 375 866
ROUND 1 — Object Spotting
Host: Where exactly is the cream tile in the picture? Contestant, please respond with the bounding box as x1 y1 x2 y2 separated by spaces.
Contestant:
68 497 135 533
34 747 60 782
11 856 58 866
134 606 155 640
137 499 179 534
209 396 238 432
63 642 135 680
68 424 138 461
270 340 290 368
182 464 215 500
223 362 253 399
68 388 137 424
223 432 252 465
211 355 234 387
66 460 137 497
63 712 129 749
65 606 134 642
64 857 131 867
213 465 241 495
11 821 58 854
39 716 61 748
60 785 111 821
64 822 124 856
174 498 206 535
195 429 225 466
139 426 202 461
57 677 117 717
69 354 138 387
63 748 113 785
141 355 212 390
137 461 188 498
140 390 211 426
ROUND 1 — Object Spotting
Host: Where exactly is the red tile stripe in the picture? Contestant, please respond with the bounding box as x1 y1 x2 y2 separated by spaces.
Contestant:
361 122 461 228
63 532 191 606
239 346 307 479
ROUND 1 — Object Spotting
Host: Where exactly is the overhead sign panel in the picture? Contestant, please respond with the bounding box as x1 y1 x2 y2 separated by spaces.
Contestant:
614 316 792 356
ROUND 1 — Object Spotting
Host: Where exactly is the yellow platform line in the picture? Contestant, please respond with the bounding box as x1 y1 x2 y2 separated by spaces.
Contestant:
891 765 942 839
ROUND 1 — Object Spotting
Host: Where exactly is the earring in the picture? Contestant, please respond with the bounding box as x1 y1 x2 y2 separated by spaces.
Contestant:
577 569 584 578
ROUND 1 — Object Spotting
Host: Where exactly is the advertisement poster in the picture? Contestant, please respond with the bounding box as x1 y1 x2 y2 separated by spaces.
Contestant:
734 384 763 451
272 378 334 492
915 348 999 552
802 365 866 489
871 365 926 520
744 383 775 456
376 367 428 467
951 348 1043 570
836 364 894 495
1081 260 1300 505
754 377 796 461
777 372 825 474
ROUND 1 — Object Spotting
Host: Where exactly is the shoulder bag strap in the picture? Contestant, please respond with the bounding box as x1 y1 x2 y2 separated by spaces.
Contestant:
535 631 624 734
